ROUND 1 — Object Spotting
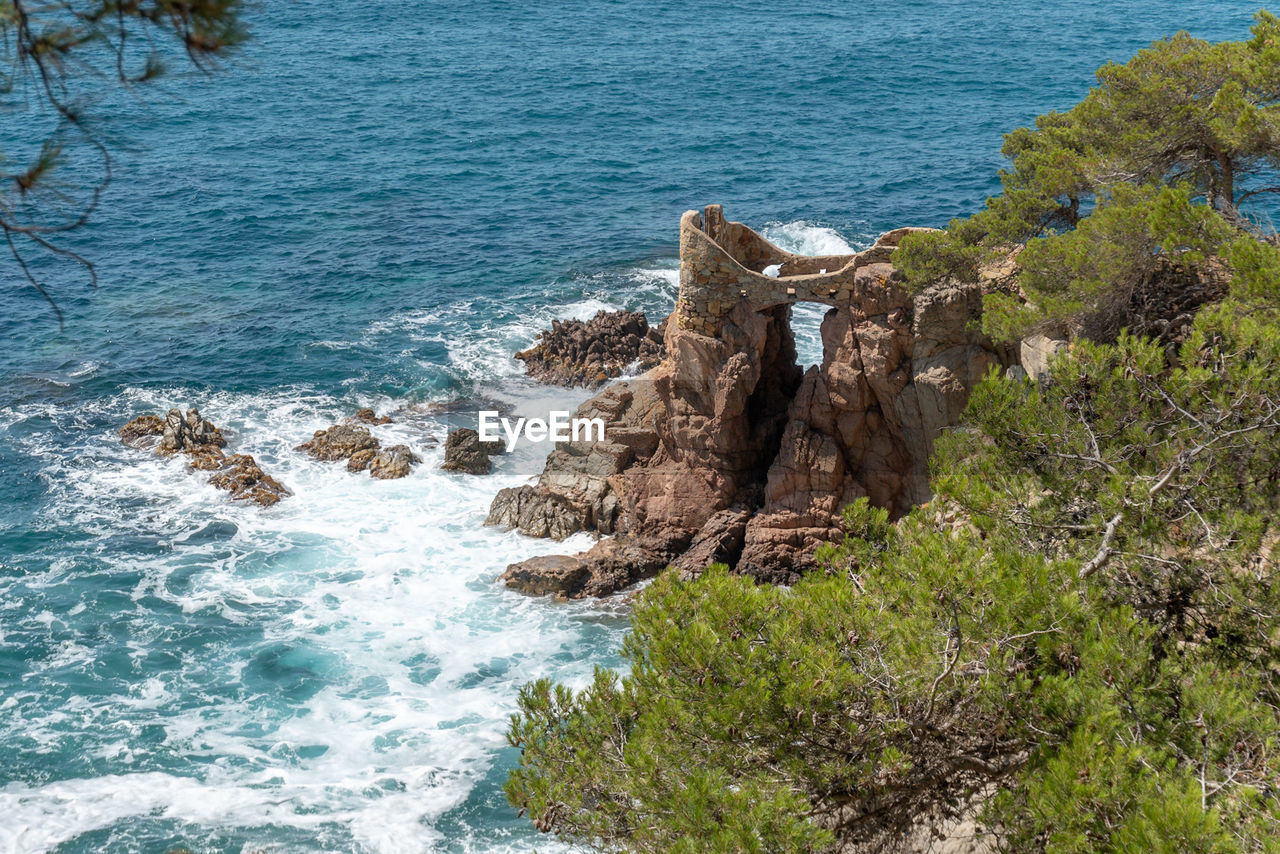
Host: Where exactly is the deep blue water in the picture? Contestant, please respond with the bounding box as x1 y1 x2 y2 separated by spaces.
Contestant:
0 2 1266 851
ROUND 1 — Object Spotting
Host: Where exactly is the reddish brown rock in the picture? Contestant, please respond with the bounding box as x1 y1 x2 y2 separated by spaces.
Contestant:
347 448 377 472
490 207 1005 598
500 555 591 599
209 453 291 506
353 408 392 425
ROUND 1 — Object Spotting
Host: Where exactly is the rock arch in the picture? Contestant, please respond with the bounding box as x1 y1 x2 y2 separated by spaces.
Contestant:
492 206 1005 596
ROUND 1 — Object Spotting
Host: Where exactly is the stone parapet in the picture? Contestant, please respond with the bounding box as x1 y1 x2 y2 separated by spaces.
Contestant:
674 204 931 336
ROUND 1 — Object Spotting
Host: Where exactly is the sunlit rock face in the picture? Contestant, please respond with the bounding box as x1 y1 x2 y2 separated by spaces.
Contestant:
493 206 1004 596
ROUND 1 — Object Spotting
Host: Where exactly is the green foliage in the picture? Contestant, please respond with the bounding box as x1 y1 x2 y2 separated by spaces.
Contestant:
506 16 1280 853
894 12 1280 341
506 301 1280 852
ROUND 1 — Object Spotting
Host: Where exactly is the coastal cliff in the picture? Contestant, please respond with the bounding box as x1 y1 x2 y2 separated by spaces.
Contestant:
490 206 1006 596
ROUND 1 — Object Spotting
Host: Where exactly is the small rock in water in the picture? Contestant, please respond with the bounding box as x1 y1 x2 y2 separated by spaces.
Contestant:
353 407 392 425
119 408 288 508
515 309 665 388
500 555 591 600
369 444 421 480
441 428 499 475
208 453 291 506
119 414 165 448
295 424 380 461
158 408 226 455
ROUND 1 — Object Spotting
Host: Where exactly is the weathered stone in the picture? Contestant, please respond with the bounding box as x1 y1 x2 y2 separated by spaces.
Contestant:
487 485 587 540
516 310 665 388
1020 334 1067 384
494 206 1005 597
208 453 291 507
353 408 392 425
296 424 380 461
120 408 288 508
347 448 377 472
369 444 421 480
441 428 494 474
158 408 226 455
119 414 165 448
500 555 591 599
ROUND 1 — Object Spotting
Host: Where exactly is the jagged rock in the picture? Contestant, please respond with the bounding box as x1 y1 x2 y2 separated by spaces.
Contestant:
500 555 591 599
120 408 288 508
487 485 587 540
353 408 392 425
484 379 663 537
516 310 665 388
158 408 226 455
671 508 753 579
119 414 165 447
296 424 380 461
347 448 377 472
441 428 496 474
369 444 421 480
208 453 291 506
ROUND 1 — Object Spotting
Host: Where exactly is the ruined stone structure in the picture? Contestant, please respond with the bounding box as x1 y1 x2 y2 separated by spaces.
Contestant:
675 204 925 335
491 206 1004 598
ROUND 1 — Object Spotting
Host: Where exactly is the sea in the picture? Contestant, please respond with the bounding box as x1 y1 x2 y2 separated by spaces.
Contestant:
0 2 1264 851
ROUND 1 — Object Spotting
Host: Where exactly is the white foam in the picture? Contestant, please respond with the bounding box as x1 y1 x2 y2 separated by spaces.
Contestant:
0 386 628 852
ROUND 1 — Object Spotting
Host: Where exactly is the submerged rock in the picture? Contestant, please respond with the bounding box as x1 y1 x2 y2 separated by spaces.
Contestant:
353 407 392 425
516 309 664 388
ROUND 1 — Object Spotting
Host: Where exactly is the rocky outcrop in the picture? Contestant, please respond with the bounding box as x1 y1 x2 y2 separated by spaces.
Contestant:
370 444 422 479
486 380 665 540
491 207 1006 598
354 408 392 425
296 424 380 462
500 555 591 599
296 417 421 480
737 278 997 582
119 414 165 447
120 408 289 507
516 309 664 388
441 428 502 475
158 408 227 455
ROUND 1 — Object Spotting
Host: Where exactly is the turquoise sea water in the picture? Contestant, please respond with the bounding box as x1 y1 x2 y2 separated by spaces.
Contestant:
0 2 1266 851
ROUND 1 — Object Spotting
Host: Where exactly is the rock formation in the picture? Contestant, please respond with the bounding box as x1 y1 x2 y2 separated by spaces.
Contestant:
370 444 422 479
516 309 664 387
492 206 1005 597
441 428 502 475
296 414 421 480
120 408 289 507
